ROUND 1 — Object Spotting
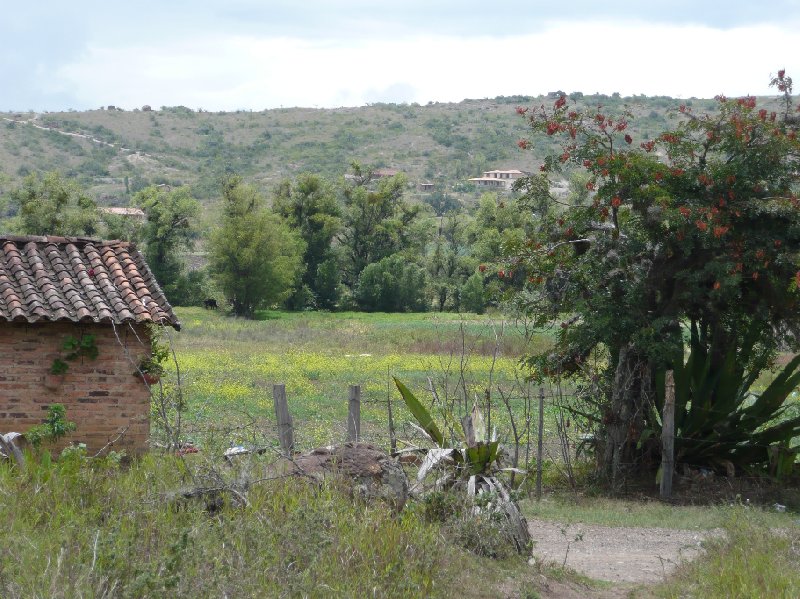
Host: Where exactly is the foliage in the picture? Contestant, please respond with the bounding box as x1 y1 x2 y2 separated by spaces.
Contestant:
273 173 342 309
355 253 429 312
25 404 76 448
338 164 422 289
515 71 800 476
0 456 451 598
49 334 99 375
665 324 800 470
208 175 305 317
8 171 99 236
460 272 487 314
133 185 200 305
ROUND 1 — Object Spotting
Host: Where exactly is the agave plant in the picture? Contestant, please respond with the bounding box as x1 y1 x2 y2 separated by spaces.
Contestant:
654 322 800 473
393 378 531 553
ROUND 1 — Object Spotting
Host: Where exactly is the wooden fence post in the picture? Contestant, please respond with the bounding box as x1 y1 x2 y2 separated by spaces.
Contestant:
660 370 675 499
536 387 544 501
348 385 361 443
386 371 397 454
272 384 294 457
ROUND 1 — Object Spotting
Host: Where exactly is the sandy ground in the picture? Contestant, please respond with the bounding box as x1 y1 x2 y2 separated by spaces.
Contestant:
528 518 720 584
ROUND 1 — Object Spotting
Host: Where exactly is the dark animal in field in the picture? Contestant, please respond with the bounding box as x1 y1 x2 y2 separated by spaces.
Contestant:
203 298 218 310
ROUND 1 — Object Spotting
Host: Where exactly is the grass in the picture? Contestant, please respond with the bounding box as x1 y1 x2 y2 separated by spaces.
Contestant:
653 510 800 598
0 453 449 598
167 307 553 450
523 493 797 530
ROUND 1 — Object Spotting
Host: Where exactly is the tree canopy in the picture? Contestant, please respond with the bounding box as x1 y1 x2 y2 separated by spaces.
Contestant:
514 70 800 480
209 176 305 317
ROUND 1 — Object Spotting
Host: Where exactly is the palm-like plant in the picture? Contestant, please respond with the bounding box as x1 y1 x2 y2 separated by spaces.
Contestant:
393 378 531 554
655 322 800 473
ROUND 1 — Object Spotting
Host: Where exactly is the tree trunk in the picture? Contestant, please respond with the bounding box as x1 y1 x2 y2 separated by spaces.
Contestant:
600 343 653 490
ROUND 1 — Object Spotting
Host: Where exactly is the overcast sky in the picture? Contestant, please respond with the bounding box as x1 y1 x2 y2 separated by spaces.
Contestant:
2 1 799 111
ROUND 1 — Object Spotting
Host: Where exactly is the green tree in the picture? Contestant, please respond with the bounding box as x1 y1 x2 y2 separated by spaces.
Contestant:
209 176 305 317
516 73 800 481
460 272 486 314
9 172 99 236
273 173 342 309
339 164 421 288
355 253 429 312
133 185 200 305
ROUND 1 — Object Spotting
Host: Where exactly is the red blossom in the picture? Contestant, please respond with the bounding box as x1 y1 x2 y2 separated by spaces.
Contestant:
517 139 529 150
671 168 684 176
758 109 768 121
779 69 786 79
611 196 621 208
775 239 783 248
624 134 633 144
479 264 487 272
679 206 691 218
560 151 570 163
752 271 760 280
713 281 721 290
641 140 656 152
696 220 708 232
554 95 567 109
568 111 578 119
713 226 729 238
679 104 687 113
516 106 528 115
498 269 505 278
546 122 560 135
585 181 595 191
583 159 592 168
654 172 664 181
795 271 800 287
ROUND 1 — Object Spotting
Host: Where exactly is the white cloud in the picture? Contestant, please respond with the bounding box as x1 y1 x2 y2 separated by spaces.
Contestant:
51 20 800 110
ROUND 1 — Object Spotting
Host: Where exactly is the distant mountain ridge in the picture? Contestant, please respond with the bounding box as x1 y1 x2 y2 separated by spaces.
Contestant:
0 93 785 208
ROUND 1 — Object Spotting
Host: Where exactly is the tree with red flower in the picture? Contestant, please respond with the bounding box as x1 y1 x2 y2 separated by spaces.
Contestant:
514 69 800 481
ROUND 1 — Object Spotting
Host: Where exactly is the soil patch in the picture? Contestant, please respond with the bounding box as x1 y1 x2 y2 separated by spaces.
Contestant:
528 518 720 584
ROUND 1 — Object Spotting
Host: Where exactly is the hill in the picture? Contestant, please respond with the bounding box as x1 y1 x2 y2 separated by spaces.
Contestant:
0 93 786 208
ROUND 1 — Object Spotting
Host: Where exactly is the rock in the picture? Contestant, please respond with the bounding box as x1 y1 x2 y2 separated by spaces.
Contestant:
289 442 408 511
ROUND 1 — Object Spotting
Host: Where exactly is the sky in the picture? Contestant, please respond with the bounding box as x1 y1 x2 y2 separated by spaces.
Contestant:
2 1 799 111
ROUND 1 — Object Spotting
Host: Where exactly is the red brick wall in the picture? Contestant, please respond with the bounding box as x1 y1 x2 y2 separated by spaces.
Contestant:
0 322 152 455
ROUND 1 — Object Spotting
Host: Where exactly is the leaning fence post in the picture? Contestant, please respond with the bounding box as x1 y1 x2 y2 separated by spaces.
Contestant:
536 387 544 501
347 385 361 443
660 370 676 500
272 384 294 457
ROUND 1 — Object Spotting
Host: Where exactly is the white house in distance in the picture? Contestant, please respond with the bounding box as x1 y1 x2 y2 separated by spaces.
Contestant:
468 169 526 190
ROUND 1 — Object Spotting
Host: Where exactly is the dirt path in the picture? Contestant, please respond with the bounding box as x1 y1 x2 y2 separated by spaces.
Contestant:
529 518 720 584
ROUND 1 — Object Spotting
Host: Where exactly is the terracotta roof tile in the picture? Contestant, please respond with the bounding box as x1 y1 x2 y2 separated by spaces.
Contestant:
0 235 180 329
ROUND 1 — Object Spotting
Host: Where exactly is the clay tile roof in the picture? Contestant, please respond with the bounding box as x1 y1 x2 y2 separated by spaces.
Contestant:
0 235 180 330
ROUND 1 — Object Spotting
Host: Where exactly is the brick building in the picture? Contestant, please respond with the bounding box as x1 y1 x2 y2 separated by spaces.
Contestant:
0 235 180 455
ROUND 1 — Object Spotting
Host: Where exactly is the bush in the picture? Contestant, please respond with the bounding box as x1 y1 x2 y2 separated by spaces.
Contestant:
355 254 428 312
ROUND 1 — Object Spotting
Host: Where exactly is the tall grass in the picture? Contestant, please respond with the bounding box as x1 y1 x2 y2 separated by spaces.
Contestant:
0 454 450 598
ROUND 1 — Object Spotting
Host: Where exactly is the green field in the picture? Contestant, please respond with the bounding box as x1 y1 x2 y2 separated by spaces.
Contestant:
168 307 553 450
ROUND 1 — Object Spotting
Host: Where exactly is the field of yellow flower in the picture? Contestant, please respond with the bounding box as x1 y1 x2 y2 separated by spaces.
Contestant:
167 308 553 449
